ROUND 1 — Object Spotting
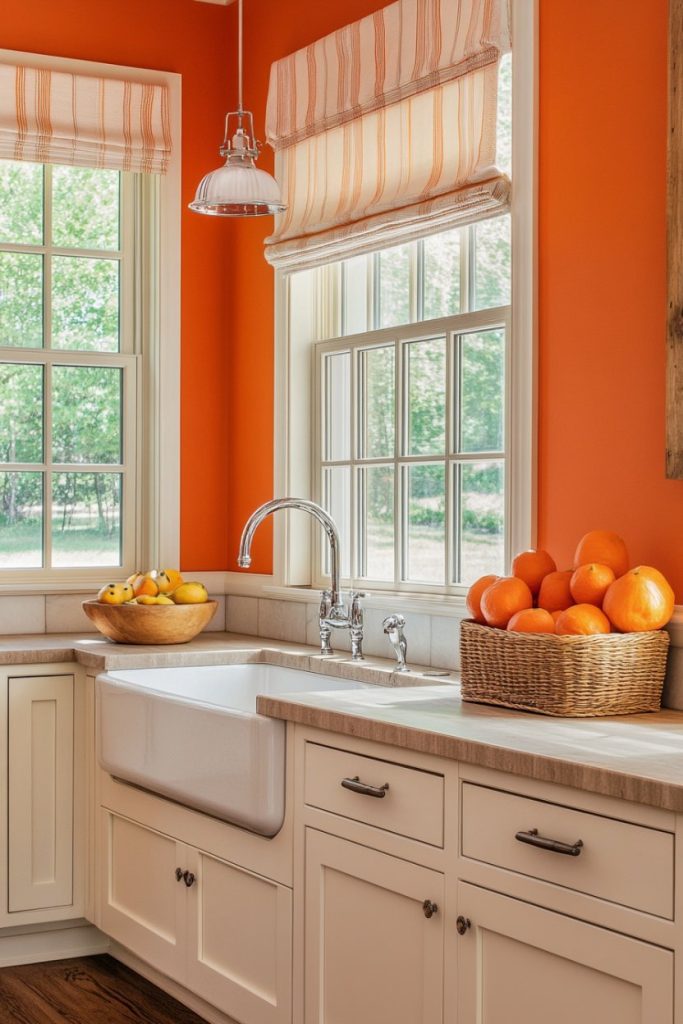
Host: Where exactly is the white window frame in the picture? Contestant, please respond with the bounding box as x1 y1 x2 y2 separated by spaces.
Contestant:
312 301 511 596
225 0 537 611
0 49 181 594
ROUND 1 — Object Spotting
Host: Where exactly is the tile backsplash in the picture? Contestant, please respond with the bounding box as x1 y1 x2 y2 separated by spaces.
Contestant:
0 593 227 636
227 594 461 672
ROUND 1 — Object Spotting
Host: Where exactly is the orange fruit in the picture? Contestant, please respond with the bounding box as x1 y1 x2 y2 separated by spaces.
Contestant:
466 574 500 624
133 572 159 598
551 610 563 625
537 570 573 612
480 577 533 629
555 604 611 635
603 566 675 632
507 608 556 634
569 563 615 606
573 530 629 578
511 549 557 596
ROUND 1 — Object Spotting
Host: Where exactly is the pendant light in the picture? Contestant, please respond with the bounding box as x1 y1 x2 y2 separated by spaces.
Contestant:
189 0 286 217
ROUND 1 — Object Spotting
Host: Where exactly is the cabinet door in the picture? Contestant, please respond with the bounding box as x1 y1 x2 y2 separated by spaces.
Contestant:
456 882 673 1024
99 810 187 979
305 829 444 1024
8 674 74 912
186 848 292 1024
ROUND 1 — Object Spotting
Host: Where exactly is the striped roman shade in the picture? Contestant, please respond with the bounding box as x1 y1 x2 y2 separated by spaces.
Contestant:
0 62 171 173
264 0 510 269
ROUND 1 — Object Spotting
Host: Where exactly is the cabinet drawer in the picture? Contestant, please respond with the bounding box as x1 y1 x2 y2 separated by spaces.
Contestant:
461 783 674 919
304 742 444 847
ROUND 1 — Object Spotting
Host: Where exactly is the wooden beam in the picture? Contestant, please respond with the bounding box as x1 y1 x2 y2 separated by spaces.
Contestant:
667 0 683 477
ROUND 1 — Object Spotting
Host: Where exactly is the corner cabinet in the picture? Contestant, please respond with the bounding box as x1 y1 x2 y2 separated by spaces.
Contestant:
0 665 86 928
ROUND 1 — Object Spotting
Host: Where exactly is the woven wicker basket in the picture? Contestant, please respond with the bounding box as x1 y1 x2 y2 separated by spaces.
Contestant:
460 619 670 717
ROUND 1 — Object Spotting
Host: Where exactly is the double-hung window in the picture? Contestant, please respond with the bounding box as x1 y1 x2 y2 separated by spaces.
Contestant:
0 52 180 588
312 213 510 594
265 0 533 601
0 161 137 582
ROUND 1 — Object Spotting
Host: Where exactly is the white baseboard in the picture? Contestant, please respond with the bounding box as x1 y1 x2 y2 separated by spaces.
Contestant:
110 942 239 1024
0 922 110 968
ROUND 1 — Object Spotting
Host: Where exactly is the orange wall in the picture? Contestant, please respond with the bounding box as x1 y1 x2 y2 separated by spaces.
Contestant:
538 0 682 598
226 0 683 599
2 0 234 570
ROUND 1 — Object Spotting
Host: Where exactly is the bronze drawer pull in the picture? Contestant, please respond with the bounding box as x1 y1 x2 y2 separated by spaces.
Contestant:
515 827 584 857
422 900 438 919
341 775 390 798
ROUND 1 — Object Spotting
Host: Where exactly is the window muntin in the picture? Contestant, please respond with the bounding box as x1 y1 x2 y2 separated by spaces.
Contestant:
314 215 510 594
0 160 137 576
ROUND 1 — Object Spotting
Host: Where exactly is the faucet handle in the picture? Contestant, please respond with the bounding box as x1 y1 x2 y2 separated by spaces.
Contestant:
383 613 405 634
319 590 332 617
350 591 366 625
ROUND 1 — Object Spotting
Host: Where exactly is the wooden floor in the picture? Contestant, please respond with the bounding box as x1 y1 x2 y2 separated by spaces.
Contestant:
0 955 208 1023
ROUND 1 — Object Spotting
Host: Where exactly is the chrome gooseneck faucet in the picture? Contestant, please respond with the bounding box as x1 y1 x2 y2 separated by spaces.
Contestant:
237 498 365 660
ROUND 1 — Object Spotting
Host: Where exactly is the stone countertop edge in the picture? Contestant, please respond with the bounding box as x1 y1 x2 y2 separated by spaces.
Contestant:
257 690 683 812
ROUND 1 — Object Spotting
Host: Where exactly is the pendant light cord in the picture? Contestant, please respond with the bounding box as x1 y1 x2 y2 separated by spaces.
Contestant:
237 0 244 114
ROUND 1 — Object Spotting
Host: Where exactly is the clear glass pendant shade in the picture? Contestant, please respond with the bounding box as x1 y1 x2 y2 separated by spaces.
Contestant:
189 150 286 217
189 0 286 219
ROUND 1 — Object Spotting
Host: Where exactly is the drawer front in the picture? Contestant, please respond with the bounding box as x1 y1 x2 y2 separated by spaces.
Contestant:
304 742 444 847
461 783 674 919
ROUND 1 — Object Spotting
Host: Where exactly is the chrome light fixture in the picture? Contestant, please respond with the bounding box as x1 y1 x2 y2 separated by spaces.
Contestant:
189 0 286 217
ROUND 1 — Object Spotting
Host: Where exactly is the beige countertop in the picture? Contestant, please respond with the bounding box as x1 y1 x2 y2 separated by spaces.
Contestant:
4 631 683 811
257 684 683 811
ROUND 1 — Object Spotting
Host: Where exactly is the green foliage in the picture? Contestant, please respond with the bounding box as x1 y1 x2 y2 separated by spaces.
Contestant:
0 161 123 567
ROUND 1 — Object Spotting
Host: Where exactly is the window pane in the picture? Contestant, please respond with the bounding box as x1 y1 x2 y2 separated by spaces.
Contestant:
474 215 511 310
423 230 460 319
52 366 122 464
0 252 43 348
342 254 370 336
52 256 119 352
407 337 446 455
378 244 411 328
458 460 505 584
52 167 120 251
0 161 43 245
323 352 351 462
52 472 121 567
459 330 505 453
361 465 394 581
0 363 43 463
0 471 43 567
322 466 351 578
406 463 445 584
359 346 395 459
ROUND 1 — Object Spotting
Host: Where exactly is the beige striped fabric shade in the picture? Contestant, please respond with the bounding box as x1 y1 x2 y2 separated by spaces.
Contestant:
264 0 510 269
0 63 171 174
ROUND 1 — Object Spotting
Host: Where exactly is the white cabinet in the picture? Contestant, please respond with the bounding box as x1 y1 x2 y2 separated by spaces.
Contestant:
456 882 674 1024
100 811 187 978
100 809 292 1024
304 828 444 1024
0 668 86 926
8 674 75 913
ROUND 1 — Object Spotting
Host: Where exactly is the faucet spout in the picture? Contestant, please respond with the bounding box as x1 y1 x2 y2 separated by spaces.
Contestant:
237 498 343 608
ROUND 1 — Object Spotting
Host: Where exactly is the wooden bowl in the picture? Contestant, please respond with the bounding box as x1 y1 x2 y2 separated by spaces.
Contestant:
82 600 218 645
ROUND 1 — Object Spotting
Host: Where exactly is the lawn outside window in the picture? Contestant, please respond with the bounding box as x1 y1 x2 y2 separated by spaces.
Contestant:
0 161 139 583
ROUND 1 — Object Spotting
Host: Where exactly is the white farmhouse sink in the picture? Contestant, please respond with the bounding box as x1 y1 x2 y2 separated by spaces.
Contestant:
96 663 373 837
